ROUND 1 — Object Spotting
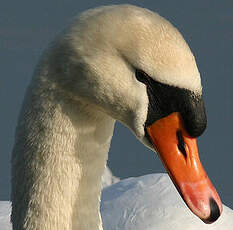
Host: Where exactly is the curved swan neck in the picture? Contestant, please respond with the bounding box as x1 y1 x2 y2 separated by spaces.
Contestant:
11 76 115 230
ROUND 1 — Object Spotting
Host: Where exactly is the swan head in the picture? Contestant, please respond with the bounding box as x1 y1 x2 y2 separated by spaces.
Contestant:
51 5 222 223
64 5 205 142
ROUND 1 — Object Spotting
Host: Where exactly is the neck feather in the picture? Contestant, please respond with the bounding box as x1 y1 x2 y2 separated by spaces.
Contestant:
11 78 115 230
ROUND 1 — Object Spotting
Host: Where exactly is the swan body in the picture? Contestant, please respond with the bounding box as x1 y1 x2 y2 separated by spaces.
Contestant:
1 173 233 229
101 174 233 230
10 4 228 230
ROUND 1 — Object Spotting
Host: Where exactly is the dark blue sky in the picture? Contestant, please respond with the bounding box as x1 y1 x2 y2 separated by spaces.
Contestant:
1 0 232 208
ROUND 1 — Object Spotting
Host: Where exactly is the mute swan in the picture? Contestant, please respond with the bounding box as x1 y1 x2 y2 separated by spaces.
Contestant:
11 4 228 230
1 172 233 229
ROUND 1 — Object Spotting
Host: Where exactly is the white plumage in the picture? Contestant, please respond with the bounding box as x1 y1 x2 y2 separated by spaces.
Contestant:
101 173 233 230
1 173 233 229
6 4 232 230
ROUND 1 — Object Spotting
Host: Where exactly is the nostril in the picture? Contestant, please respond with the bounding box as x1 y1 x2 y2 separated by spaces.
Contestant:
176 130 187 158
202 197 221 224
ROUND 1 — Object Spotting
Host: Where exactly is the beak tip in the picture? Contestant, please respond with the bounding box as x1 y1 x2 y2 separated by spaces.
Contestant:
202 197 222 224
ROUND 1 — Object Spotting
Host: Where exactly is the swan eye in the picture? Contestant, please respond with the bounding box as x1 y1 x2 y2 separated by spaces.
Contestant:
135 69 150 84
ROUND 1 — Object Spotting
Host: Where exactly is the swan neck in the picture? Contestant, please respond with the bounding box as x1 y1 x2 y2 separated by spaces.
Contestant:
11 82 115 230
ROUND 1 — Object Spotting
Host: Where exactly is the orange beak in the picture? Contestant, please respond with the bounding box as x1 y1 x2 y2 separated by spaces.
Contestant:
147 112 222 223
